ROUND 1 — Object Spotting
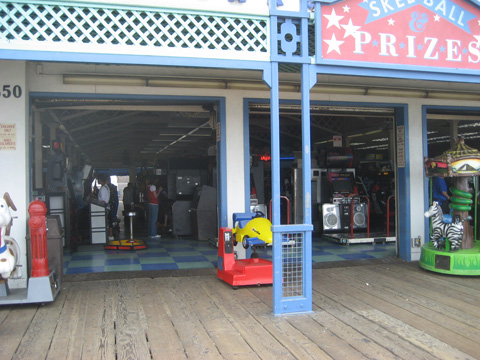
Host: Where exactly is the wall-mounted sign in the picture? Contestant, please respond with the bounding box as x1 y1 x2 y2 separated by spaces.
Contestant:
0 123 16 150
333 135 343 147
318 0 480 72
396 125 405 168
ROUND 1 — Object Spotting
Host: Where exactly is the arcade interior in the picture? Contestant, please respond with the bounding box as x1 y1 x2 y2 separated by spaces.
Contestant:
34 97 480 275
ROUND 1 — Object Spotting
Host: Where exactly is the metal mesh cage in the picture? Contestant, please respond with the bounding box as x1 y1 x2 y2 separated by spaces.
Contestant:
281 232 304 298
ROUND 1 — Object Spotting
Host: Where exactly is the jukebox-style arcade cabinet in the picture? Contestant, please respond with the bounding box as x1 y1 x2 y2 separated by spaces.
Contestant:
320 170 396 245
217 227 272 288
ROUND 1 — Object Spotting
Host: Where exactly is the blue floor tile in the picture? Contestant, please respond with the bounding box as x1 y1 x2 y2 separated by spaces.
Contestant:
65 266 105 274
339 253 376 260
64 234 396 275
172 255 209 263
142 263 179 270
105 258 140 265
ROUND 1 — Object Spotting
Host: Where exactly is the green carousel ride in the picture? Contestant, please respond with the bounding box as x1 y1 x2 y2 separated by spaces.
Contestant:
421 138 480 275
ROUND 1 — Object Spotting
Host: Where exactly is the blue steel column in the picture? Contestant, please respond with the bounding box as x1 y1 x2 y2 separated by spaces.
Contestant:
270 1 314 315
270 61 283 314
301 62 313 310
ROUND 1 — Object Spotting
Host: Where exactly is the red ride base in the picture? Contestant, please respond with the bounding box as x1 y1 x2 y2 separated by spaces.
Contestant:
217 227 272 287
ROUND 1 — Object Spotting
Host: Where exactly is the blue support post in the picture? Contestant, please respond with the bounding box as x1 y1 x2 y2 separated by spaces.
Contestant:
270 1 314 315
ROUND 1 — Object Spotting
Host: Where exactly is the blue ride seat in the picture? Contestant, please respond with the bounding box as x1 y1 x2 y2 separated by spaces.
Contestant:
443 214 452 224
442 207 454 223
233 212 256 228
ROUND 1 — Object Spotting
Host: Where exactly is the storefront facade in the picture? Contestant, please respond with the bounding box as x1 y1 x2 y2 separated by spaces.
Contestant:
1 0 479 311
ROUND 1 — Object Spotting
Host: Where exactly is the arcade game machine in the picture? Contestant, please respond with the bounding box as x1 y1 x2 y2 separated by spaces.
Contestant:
322 170 396 245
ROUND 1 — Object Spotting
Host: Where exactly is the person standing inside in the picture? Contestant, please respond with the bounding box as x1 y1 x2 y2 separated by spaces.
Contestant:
96 174 113 240
432 176 450 215
157 183 169 232
97 174 110 206
146 177 161 239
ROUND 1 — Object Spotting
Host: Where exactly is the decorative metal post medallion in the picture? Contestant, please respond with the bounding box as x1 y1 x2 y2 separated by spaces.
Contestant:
316 0 480 72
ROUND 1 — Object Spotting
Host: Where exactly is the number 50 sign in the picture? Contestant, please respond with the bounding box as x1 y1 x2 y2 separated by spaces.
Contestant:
1 85 23 99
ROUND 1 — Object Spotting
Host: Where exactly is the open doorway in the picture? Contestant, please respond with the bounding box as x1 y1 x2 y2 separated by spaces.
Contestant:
247 101 398 263
31 94 222 274
425 107 480 238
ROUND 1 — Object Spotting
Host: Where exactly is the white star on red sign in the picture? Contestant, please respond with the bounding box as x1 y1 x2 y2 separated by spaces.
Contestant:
342 19 361 38
388 18 395 25
323 9 344 29
324 33 345 54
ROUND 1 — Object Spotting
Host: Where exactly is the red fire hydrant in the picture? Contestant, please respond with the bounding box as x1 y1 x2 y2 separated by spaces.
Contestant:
28 199 50 277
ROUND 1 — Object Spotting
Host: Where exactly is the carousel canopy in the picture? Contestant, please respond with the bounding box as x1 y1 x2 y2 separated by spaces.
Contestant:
425 138 480 177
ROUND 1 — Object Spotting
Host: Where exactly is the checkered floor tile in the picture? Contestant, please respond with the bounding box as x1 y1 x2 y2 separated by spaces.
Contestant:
64 234 396 275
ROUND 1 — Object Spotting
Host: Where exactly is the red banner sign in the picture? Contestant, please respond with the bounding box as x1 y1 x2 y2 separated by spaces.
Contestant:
320 0 480 70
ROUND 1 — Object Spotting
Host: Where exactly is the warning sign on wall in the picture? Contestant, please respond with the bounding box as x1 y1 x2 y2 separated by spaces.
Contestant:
0 124 17 150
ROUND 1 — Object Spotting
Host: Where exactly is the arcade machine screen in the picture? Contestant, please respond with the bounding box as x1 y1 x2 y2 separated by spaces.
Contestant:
328 172 355 196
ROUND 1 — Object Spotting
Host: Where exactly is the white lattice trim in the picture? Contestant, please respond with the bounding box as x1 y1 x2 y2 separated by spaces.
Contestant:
0 1 270 61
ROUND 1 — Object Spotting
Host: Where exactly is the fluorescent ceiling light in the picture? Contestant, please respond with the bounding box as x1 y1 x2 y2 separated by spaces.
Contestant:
365 130 383 135
64 75 147 86
348 142 365 146
427 92 480 101
367 88 426 97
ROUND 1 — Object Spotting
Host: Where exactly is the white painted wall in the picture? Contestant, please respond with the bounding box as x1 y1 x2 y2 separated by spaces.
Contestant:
19 61 480 263
0 60 28 288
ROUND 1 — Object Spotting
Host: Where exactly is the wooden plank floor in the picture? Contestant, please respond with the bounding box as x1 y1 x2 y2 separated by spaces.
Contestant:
1 260 480 360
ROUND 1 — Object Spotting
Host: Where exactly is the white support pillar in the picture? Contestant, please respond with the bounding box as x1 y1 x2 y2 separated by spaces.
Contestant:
225 94 246 228
408 103 426 261
0 60 29 288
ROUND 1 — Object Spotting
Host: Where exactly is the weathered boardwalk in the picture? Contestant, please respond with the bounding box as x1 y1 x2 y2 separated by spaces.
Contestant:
1 260 480 359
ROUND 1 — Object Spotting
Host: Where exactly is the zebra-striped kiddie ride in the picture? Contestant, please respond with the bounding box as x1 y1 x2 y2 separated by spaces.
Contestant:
421 138 480 275
424 201 467 252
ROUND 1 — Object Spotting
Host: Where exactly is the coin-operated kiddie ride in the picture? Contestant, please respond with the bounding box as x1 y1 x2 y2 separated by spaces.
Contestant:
421 138 480 275
217 212 273 288
0 196 60 304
